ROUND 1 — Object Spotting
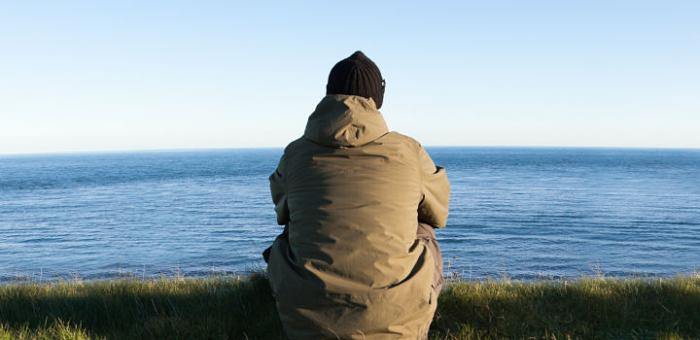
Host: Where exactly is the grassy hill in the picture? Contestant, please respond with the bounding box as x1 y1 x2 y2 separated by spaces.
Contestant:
1 275 699 339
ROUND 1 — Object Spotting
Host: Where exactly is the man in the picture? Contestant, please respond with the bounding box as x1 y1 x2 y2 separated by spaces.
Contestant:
264 51 450 339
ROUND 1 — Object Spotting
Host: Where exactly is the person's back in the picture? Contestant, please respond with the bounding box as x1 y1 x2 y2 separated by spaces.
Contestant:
265 51 450 340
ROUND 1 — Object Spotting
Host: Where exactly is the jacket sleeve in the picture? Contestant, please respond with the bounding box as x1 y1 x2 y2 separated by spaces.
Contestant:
269 153 290 226
417 146 450 228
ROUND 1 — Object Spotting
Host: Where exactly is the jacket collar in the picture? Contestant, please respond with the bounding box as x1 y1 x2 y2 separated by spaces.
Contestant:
304 95 389 147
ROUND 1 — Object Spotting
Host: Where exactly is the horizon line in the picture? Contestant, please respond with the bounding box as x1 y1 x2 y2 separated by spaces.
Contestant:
2 144 699 157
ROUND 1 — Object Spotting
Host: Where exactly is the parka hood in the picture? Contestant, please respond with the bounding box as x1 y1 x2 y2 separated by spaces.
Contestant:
304 94 388 147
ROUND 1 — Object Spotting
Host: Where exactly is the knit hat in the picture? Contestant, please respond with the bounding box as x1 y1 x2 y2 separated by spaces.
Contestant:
326 51 385 109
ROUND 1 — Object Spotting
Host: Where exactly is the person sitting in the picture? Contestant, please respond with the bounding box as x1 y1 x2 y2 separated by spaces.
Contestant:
264 51 450 340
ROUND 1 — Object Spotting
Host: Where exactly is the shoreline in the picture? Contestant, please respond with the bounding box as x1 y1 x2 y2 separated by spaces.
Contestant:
1 271 699 285
3 267 699 286
1 275 698 339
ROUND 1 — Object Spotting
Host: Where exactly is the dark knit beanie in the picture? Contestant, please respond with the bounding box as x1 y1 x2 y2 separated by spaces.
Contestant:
326 51 385 109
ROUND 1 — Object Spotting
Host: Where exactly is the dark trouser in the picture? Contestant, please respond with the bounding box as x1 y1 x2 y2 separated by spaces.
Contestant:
263 223 444 294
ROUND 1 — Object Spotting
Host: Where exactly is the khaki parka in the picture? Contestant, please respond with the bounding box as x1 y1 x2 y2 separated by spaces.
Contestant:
267 94 450 339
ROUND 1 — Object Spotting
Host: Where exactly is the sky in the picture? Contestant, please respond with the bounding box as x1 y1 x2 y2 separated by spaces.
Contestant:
1 1 698 154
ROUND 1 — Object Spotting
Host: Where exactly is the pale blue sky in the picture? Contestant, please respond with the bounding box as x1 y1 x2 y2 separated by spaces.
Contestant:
1 1 698 154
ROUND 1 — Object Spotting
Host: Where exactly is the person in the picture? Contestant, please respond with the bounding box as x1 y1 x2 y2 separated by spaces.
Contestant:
263 51 450 340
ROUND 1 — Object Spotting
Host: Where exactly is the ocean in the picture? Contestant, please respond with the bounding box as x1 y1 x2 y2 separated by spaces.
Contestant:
1 147 698 283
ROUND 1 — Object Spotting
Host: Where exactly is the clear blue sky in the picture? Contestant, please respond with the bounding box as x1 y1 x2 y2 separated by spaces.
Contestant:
1 1 698 154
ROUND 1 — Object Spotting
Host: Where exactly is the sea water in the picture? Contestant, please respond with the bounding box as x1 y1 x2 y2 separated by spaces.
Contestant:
1 148 698 282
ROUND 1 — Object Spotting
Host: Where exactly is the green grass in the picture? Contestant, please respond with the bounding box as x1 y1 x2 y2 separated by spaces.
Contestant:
1 275 699 339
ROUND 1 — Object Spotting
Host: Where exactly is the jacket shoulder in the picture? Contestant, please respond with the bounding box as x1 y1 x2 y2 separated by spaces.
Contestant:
382 131 424 151
282 137 306 154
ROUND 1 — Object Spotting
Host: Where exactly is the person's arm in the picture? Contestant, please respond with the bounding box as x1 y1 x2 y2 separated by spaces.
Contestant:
269 153 290 225
417 146 450 228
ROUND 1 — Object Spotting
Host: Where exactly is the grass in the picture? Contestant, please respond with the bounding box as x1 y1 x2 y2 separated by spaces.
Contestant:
1 275 699 339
